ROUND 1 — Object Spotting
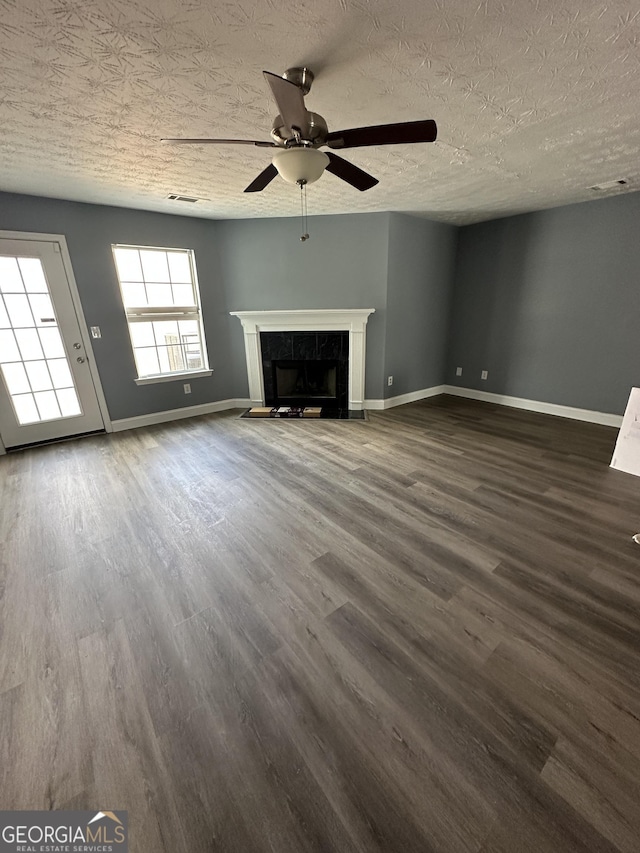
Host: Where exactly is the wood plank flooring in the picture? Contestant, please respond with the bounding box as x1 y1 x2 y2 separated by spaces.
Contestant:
1 395 640 852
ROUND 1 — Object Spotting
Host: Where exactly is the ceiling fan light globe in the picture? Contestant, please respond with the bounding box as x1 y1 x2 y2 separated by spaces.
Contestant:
272 148 329 185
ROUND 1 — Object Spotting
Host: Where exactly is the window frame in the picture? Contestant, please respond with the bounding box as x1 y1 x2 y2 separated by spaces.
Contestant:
111 244 212 385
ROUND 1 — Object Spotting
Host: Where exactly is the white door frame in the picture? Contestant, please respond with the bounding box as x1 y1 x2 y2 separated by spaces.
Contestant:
0 230 112 453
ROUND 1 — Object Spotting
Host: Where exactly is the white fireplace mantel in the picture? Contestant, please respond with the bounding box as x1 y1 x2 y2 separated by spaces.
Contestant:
230 309 375 410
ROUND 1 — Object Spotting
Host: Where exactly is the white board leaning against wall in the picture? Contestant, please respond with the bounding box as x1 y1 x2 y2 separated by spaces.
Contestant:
610 387 640 477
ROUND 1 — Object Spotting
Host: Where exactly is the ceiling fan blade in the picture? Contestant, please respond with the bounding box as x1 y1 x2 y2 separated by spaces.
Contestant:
263 71 309 138
325 153 379 191
325 119 437 149
161 137 276 147
244 163 279 193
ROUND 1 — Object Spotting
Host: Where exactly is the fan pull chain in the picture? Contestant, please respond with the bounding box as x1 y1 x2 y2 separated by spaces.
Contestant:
298 179 309 241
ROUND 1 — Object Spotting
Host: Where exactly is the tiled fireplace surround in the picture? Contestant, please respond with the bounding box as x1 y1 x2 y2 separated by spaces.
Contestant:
260 330 349 408
231 310 375 410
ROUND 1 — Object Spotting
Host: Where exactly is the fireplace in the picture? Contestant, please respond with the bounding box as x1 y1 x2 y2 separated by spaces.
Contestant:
230 309 375 410
261 330 348 408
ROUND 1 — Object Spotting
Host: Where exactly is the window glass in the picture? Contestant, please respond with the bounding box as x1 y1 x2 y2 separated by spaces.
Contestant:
113 246 209 380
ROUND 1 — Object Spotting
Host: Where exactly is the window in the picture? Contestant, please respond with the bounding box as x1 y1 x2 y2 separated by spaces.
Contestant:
112 245 211 383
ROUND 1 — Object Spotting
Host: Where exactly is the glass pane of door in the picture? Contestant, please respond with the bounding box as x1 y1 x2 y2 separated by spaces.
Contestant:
0 256 82 425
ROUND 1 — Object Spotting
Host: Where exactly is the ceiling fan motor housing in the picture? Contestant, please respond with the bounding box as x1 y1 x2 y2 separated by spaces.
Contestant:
271 111 328 147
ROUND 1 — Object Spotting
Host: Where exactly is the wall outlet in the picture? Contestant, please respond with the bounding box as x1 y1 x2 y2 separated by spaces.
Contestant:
455 367 463 376
183 383 191 394
481 370 488 380
387 375 393 386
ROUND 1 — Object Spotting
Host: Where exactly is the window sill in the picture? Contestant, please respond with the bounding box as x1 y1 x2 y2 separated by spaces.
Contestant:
134 369 213 386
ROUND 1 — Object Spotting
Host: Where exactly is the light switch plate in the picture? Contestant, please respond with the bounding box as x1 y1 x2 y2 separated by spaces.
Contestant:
90 326 101 338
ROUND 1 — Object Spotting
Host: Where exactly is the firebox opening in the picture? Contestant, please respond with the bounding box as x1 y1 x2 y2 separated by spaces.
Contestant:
274 360 338 406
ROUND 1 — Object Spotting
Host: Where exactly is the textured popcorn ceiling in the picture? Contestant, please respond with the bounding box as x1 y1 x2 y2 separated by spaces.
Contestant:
1 0 639 224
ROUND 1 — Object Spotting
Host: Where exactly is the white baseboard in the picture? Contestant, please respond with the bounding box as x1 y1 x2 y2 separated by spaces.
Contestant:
365 385 446 410
443 386 622 428
109 386 622 434
111 398 251 432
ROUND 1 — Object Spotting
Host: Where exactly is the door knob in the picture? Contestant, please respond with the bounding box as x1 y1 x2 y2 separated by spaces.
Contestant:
77 356 85 363
73 342 82 349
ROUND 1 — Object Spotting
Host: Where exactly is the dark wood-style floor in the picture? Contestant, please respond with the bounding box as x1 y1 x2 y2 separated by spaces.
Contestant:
1 396 640 852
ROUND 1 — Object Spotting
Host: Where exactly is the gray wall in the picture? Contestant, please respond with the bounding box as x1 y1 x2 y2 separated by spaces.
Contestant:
4 186 637 424
0 195 393 417
217 213 390 400
385 214 457 398
447 192 640 415
0 192 232 421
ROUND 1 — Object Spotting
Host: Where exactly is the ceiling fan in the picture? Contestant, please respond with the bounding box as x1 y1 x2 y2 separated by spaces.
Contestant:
162 68 437 193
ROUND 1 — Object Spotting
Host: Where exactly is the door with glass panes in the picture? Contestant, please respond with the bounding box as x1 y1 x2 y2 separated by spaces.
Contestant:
0 238 104 448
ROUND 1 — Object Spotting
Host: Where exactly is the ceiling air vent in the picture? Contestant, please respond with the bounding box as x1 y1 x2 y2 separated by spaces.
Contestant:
167 193 200 202
589 179 627 192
